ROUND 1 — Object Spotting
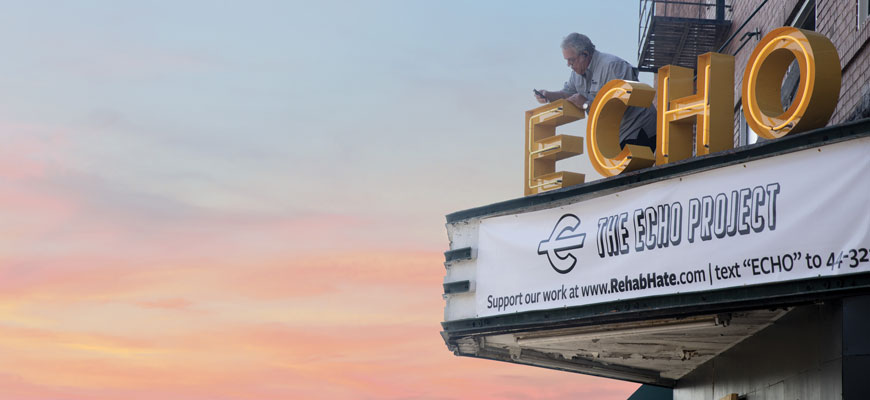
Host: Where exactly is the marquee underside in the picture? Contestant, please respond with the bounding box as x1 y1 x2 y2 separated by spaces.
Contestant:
453 309 786 386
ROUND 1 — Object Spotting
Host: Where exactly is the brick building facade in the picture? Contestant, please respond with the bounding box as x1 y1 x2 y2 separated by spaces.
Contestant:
647 0 869 142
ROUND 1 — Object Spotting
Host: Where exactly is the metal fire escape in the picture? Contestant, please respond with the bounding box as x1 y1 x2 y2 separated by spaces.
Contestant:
638 0 732 72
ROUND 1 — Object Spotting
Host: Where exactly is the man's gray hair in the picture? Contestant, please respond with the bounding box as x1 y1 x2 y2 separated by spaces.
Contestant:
561 33 595 56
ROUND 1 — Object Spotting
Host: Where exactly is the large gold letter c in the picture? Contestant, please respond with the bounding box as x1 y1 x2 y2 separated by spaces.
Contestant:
586 80 656 177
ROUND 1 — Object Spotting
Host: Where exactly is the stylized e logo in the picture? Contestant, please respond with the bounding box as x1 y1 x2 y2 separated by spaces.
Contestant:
537 214 587 274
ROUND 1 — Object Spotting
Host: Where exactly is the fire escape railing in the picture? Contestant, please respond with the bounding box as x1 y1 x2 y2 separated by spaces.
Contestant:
637 0 731 72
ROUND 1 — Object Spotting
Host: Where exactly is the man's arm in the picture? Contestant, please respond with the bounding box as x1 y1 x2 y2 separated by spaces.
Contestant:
538 71 589 107
535 89 570 104
565 93 588 109
535 90 587 108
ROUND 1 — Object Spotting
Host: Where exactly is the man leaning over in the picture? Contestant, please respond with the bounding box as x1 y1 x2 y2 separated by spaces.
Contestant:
535 33 657 151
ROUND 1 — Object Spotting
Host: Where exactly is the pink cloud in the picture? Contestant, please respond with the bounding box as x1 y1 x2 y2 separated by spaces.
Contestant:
135 298 193 310
0 120 638 398
0 245 639 399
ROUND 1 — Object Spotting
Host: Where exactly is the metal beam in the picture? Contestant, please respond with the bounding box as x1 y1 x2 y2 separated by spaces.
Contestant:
442 272 870 340
443 247 472 266
463 346 677 387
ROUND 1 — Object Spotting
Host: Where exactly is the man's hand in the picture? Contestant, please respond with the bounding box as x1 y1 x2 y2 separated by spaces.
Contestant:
566 93 588 110
534 89 549 104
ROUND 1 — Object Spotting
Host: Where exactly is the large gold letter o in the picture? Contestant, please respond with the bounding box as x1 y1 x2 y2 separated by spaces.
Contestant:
742 27 840 139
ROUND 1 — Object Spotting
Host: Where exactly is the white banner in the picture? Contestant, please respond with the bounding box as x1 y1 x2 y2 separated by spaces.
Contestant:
477 138 870 317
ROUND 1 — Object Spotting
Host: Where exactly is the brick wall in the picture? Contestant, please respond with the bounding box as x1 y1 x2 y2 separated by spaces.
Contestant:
656 1 718 19
817 0 870 123
720 0 870 131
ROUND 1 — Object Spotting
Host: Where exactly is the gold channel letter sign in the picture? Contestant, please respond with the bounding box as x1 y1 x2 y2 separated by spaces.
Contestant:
523 27 841 196
524 99 586 196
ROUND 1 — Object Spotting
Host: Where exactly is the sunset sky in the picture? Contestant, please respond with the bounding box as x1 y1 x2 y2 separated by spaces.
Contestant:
0 1 646 398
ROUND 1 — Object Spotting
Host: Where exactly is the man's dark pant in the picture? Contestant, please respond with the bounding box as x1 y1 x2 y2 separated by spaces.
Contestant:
620 128 656 153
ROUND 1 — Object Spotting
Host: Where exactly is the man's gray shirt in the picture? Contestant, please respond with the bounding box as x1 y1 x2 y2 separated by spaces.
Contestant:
562 50 657 146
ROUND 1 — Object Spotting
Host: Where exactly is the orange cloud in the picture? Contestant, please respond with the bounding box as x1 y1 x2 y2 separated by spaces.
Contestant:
0 129 637 398
135 298 193 310
0 248 639 399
